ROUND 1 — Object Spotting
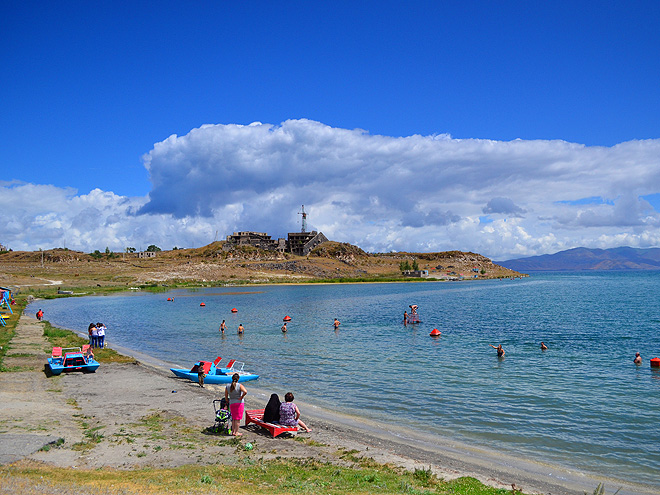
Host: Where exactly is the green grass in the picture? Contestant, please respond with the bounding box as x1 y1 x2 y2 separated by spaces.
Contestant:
0 458 524 495
0 295 27 370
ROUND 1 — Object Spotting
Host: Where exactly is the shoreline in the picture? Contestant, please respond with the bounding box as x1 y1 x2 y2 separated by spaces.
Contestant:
96 334 652 495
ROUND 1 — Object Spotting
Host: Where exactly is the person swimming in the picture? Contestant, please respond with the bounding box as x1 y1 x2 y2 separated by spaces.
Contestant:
541 342 548 350
633 352 642 365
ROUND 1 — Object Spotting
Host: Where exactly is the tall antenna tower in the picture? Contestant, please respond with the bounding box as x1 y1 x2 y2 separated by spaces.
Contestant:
298 205 307 233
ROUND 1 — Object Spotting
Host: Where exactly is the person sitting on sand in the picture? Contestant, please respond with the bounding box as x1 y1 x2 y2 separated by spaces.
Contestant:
333 318 340 330
263 393 281 423
634 352 642 365
225 373 247 436
279 392 311 432
490 344 505 357
540 342 548 350
238 323 244 334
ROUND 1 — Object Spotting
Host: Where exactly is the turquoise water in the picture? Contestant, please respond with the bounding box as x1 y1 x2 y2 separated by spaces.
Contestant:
29 272 660 489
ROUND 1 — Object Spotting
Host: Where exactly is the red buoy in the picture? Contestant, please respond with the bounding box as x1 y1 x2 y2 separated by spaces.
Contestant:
200 303 205 307
651 357 660 368
231 308 238 313
167 297 172 301
430 329 441 337
283 315 292 321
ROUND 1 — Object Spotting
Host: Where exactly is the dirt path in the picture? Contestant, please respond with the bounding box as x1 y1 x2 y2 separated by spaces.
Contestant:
0 315 83 463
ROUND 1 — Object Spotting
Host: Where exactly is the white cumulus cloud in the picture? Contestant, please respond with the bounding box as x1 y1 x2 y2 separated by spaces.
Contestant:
2 119 660 260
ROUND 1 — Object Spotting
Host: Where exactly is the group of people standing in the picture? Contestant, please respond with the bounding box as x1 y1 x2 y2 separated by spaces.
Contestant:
218 320 246 335
87 322 107 348
220 318 341 335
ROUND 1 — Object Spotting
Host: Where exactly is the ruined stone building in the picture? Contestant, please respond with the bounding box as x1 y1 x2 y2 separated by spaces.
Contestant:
224 230 328 256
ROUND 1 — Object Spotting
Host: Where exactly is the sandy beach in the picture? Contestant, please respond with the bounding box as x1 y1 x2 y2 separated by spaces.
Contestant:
0 314 652 495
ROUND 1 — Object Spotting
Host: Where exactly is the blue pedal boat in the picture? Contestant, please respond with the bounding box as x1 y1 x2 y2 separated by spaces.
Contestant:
170 357 259 384
47 346 100 375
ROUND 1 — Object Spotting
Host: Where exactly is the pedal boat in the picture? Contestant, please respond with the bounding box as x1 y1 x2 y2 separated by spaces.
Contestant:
170 357 259 384
47 347 100 375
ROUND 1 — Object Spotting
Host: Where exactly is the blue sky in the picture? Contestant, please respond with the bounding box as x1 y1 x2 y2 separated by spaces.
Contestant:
1 1 660 259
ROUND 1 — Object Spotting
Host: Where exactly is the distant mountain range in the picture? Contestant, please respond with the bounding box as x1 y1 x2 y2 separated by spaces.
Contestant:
499 247 660 272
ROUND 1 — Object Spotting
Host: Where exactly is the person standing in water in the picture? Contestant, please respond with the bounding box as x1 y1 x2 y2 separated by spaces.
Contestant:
219 320 227 334
238 324 244 335
281 322 287 333
540 342 548 350
333 318 340 330
634 352 642 365
490 344 505 357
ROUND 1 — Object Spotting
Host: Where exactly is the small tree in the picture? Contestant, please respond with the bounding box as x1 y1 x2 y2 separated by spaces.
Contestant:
412 259 419 271
400 260 412 271
146 245 161 252
126 247 136 253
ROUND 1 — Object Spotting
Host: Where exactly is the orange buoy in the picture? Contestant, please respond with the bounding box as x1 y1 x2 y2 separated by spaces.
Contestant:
429 329 441 337
167 297 172 301
651 357 660 368
283 315 292 321
200 303 206 307
231 308 238 313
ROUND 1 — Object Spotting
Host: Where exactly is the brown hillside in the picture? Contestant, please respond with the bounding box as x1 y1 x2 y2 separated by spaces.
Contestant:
0 242 523 290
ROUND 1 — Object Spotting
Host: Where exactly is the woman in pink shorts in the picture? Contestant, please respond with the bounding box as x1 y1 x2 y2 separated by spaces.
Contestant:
225 373 247 436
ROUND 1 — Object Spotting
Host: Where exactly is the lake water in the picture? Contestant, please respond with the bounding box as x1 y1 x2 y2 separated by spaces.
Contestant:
28 272 660 490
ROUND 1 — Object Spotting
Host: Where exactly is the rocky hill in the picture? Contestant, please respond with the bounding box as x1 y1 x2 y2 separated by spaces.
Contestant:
0 242 522 289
